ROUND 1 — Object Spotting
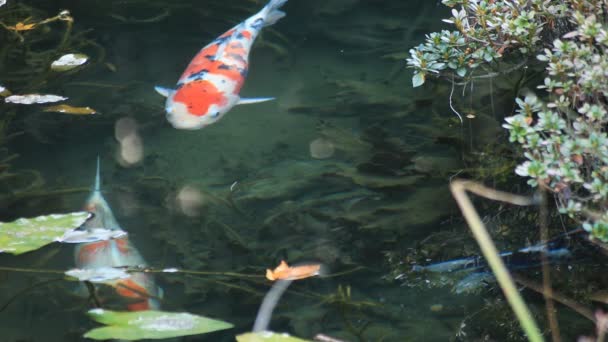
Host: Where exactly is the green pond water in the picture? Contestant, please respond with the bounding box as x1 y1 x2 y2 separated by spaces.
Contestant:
0 0 601 341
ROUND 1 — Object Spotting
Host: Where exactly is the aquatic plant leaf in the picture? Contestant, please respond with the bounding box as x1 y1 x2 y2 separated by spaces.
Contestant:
43 104 97 115
0 212 91 255
237 331 311 342
5 94 67 104
65 267 130 284
84 309 233 340
56 228 126 243
51 53 88 71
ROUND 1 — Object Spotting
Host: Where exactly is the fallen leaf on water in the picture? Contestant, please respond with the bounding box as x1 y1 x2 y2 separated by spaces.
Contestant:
8 22 37 31
266 260 322 281
43 104 97 115
5 94 67 104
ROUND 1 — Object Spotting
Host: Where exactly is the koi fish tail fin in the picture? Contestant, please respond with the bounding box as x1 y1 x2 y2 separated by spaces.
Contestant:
263 0 288 26
94 156 101 193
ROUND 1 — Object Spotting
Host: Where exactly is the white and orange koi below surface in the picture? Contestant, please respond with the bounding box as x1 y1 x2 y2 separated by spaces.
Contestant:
74 158 162 311
154 0 288 130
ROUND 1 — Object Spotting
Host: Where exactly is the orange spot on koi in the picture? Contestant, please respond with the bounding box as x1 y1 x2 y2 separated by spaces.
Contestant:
266 260 322 281
173 80 227 116
114 237 131 255
77 241 109 264
115 278 150 300
240 30 252 39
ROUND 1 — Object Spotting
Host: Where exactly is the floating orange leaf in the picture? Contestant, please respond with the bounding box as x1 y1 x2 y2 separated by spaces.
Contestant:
266 260 322 281
43 104 97 115
8 22 36 31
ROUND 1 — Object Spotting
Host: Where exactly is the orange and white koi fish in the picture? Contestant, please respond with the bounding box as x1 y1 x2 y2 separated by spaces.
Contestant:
74 158 163 311
154 0 288 130
266 260 322 281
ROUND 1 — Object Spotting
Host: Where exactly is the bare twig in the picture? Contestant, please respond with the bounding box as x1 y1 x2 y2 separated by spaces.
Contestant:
538 187 561 341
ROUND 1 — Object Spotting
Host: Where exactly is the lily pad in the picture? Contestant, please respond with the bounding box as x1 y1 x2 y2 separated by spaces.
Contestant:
0 212 91 255
56 228 126 243
237 332 311 342
5 94 67 104
85 309 233 340
65 267 130 284
51 53 88 71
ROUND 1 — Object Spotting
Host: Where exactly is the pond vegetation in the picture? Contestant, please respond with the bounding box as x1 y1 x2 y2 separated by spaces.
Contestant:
0 0 608 341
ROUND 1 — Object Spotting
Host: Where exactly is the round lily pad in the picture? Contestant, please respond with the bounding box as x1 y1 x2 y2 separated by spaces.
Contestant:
51 53 89 71
237 332 311 342
0 212 91 255
85 309 234 340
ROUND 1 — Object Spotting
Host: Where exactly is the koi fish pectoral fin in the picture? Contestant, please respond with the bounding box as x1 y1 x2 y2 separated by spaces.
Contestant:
263 0 288 26
237 97 275 105
154 86 173 98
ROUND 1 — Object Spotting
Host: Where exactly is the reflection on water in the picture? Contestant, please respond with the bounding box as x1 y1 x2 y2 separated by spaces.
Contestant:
0 0 599 341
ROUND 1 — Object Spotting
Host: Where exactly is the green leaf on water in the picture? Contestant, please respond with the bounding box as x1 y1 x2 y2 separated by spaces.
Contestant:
237 332 311 342
84 309 233 340
0 212 91 255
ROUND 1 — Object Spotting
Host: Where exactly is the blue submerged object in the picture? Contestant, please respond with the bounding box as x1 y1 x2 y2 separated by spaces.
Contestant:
411 238 573 294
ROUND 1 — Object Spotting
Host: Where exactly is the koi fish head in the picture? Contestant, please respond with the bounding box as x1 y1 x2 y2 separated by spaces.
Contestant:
155 81 239 130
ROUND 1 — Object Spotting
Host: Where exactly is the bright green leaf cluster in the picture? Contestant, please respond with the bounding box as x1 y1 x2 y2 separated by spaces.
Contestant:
407 0 567 87
503 5 608 241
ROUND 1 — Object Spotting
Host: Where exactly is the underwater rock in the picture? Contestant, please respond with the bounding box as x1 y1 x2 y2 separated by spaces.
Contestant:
288 79 414 119
411 154 462 175
314 0 359 16
309 138 335 159
315 122 373 161
233 160 342 203
335 184 454 231
330 165 424 189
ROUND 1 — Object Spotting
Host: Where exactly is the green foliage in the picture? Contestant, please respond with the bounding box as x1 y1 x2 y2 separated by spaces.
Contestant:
502 5 608 241
237 332 311 342
0 211 90 254
406 0 569 86
84 309 233 340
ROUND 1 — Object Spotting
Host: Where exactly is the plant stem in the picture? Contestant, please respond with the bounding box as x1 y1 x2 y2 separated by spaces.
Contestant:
450 179 544 342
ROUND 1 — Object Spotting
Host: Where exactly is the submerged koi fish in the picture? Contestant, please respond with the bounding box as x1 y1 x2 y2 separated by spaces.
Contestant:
154 0 288 130
74 158 162 311
412 239 572 294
